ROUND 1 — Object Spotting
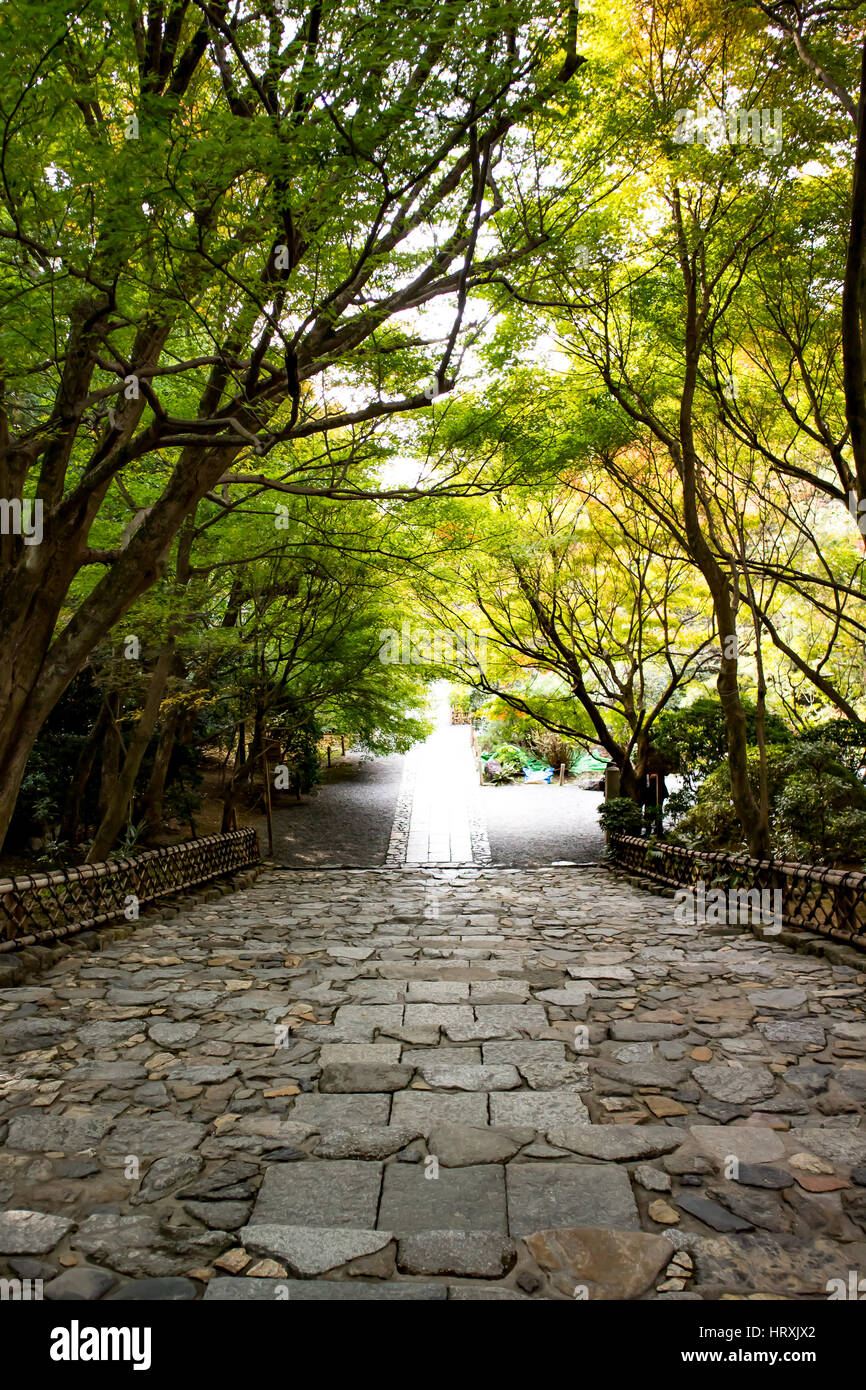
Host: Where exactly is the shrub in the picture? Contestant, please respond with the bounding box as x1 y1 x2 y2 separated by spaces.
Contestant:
673 745 789 851
597 796 643 837
491 743 530 774
774 741 866 866
530 731 576 769
796 716 866 772
673 738 866 866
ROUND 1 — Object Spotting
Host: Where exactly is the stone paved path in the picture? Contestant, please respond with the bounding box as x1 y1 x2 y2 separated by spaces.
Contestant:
391 726 490 866
1 866 865 1301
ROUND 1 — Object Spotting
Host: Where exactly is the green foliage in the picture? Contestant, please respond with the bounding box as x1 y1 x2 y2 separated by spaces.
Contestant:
653 699 792 788
278 718 323 796
796 717 866 771
674 746 790 851
774 742 866 866
486 744 528 780
597 797 643 837
675 739 866 866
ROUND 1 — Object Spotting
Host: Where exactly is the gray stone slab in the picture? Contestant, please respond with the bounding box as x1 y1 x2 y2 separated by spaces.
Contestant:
593 1059 691 1088
489 1090 590 1130
428 1123 521 1167
405 982 470 1001
390 1090 488 1131
470 981 531 1001
378 1162 507 1234
332 1005 404 1038
416 1063 520 1091
76 1020 145 1049
567 964 634 981
147 1021 200 1047
747 988 807 1009
793 1129 866 1167
251 1161 382 1228
757 1019 826 1048
104 1117 207 1155
318 1063 411 1093
397 1230 515 1277
534 987 596 1005
6 1109 118 1152
401 1047 482 1067
506 1163 640 1235
403 1004 473 1030
240 1224 394 1274
547 1124 683 1161
64 1062 147 1083
610 1021 687 1041
204 1277 446 1300
692 1064 777 1104
0 1210 74 1254
288 1094 390 1129
469 1005 549 1034
319 1044 402 1065
482 1042 566 1066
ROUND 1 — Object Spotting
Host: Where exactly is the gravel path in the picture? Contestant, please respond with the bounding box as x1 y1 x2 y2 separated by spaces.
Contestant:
482 784 604 865
258 754 405 867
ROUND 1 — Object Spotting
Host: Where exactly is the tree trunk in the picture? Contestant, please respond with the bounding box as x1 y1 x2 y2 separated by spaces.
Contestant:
88 643 176 861
843 41 866 496
98 693 123 821
141 705 182 839
60 701 110 844
670 187 770 857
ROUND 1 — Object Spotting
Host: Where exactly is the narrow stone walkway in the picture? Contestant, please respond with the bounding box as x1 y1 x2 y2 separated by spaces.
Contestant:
1 867 864 1300
392 725 490 866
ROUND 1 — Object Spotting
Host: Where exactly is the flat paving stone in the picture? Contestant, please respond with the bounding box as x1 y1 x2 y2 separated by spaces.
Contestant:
428 1123 521 1167
506 1163 640 1235
378 1163 507 1234
416 1063 521 1090
318 1063 412 1093
332 1005 404 1037
391 1090 488 1130
289 1094 390 1129
240 1224 394 1274
482 1041 566 1065
319 1044 402 1065
404 1004 473 1030
397 1230 515 1277
204 1278 447 1300
489 1091 590 1129
547 1125 683 1161
6 1109 118 1152
0 1210 75 1254
251 1161 382 1228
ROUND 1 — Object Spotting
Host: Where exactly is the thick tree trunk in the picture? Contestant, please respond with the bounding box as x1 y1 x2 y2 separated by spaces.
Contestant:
843 42 866 496
141 706 181 839
0 434 242 851
88 643 176 861
98 693 123 821
221 722 248 832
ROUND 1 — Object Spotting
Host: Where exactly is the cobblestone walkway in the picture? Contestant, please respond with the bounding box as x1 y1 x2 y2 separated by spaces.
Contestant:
1 866 865 1301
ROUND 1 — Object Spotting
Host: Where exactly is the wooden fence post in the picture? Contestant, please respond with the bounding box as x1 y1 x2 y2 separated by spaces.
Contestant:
603 764 620 845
